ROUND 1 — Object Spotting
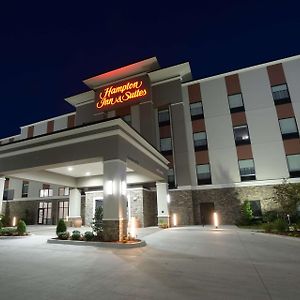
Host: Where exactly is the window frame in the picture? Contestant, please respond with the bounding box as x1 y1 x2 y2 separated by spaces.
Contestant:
228 93 245 113
287 154 300 178
193 131 208 151
238 159 256 181
160 137 173 155
278 117 299 139
21 181 29 198
271 83 291 105
233 124 251 145
158 108 170 126
196 164 211 185
190 101 204 120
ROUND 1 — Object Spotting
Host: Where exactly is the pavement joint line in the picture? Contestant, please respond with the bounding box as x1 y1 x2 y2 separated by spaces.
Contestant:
236 230 273 300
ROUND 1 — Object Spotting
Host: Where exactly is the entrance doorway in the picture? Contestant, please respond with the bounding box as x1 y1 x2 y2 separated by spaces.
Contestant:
37 202 52 225
199 202 215 225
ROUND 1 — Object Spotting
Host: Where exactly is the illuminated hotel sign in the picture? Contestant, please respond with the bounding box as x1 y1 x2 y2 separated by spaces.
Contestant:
95 75 150 111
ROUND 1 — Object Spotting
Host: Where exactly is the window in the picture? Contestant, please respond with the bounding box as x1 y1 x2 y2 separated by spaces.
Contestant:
3 178 12 201
58 201 69 220
279 117 299 139
193 132 207 150
122 114 131 125
22 181 29 198
233 125 250 145
196 164 211 185
190 102 203 120
168 168 175 188
239 159 255 181
58 187 70 196
287 154 300 177
160 137 172 154
40 189 53 198
249 200 262 218
228 93 244 113
158 109 170 126
272 84 290 104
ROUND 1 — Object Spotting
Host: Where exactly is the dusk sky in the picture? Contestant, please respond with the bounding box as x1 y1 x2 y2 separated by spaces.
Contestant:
1 1 300 138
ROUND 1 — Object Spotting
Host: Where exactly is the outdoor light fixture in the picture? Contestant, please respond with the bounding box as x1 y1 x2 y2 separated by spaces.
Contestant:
86 172 91 176
213 212 219 228
68 167 73 171
167 194 170 203
121 181 127 196
105 180 113 195
173 213 177 226
129 216 136 239
12 216 16 227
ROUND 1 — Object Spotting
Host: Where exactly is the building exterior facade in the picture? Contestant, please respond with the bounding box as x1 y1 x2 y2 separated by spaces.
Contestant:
1 55 300 237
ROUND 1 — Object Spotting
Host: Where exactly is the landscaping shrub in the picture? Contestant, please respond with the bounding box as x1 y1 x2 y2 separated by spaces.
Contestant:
17 220 27 236
262 222 274 233
71 230 81 240
56 219 67 236
0 220 2 230
273 218 288 232
57 231 70 240
84 231 94 241
262 211 279 223
0 227 18 236
239 200 253 225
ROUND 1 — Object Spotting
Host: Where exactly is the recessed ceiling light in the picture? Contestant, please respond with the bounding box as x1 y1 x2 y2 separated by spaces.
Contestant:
86 172 91 176
68 167 73 171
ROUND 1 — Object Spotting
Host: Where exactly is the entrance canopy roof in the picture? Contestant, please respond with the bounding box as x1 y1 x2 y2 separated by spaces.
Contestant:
0 119 169 188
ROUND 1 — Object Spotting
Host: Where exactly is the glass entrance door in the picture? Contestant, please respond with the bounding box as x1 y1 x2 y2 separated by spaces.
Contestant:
37 202 52 225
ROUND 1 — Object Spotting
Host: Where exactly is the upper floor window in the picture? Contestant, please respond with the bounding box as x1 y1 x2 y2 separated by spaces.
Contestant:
196 164 211 185
193 132 207 150
168 168 175 188
190 102 204 120
22 181 29 198
122 114 131 125
228 93 245 113
233 125 251 145
40 189 53 198
287 154 300 177
158 109 170 126
160 137 172 154
239 159 255 181
271 84 290 104
279 117 299 139
58 187 70 197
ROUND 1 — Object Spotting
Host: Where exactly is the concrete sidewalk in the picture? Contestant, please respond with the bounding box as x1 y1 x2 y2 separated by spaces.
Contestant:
1 225 299 299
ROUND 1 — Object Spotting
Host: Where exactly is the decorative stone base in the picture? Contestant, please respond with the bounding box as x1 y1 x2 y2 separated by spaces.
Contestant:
158 216 170 228
103 219 128 242
68 217 82 228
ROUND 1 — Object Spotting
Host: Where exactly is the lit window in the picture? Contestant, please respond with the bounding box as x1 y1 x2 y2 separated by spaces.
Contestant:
196 164 211 184
279 118 298 139
239 159 255 181
193 132 207 150
58 187 70 196
58 201 69 220
228 93 244 113
271 84 290 104
287 154 300 177
40 189 53 198
190 102 203 119
22 181 29 198
233 125 250 145
158 109 170 126
160 137 172 153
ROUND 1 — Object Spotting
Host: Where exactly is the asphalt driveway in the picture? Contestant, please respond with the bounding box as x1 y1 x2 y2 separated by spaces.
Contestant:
0 225 299 299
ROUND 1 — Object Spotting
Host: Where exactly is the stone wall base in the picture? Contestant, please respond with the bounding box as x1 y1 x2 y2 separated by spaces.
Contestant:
103 219 128 242
158 216 170 227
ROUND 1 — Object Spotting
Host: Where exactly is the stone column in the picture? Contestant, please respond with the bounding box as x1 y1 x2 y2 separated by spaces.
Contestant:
156 182 170 226
0 177 5 215
68 188 82 227
103 159 127 241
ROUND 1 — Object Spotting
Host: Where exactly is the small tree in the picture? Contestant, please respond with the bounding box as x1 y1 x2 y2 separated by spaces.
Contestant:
17 220 27 236
240 200 253 225
272 179 300 216
91 206 103 237
56 219 67 236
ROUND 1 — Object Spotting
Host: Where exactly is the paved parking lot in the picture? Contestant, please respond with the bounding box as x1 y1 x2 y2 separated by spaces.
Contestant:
0 225 299 299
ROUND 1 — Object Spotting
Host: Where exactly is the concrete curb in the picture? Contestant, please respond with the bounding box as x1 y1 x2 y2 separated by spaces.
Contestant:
47 238 147 248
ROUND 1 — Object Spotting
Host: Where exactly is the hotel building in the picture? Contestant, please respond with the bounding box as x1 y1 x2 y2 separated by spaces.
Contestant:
1 55 300 240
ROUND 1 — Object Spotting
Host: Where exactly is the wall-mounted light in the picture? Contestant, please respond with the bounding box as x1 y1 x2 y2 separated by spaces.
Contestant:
68 167 73 171
129 216 136 239
167 194 170 204
105 180 113 195
213 212 219 229
12 216 17 227
86 172 91 176
173 213 177 226
121 181 127 196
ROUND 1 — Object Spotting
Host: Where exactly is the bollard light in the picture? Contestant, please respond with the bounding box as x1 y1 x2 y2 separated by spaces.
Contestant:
167 194 170 204
12 216 17 227
129 217 136 240
213 212 219 229
173 213 177 227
